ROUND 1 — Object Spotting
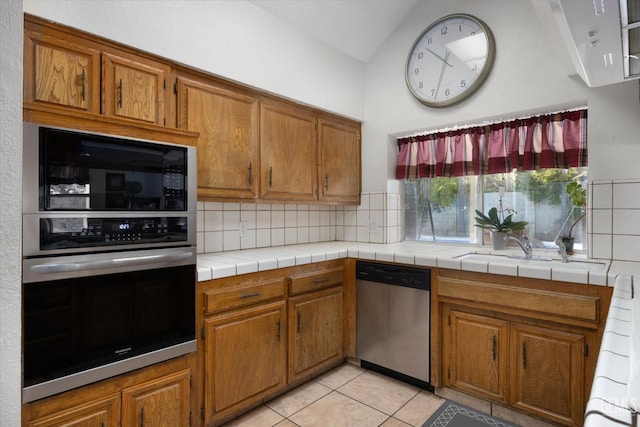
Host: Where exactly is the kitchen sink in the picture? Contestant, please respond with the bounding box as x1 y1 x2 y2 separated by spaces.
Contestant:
455 253 607 272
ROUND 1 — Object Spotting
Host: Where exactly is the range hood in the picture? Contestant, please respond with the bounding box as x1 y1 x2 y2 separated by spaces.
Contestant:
548 0 640 87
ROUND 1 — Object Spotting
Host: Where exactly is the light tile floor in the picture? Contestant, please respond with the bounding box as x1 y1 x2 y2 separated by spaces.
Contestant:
222 363 447 427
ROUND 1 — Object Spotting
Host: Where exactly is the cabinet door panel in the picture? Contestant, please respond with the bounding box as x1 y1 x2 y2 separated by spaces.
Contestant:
289 287 343 382
318 118 361 204
510 323 584 426
27 394 119 427
177 77 259 199
260 101 317 202
24 30 100 113
102 53 168 125
447 310 508 402
121 369 191 427
204 301 286 423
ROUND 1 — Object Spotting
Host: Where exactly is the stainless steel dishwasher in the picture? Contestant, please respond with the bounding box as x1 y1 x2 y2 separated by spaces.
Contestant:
356 261 432 390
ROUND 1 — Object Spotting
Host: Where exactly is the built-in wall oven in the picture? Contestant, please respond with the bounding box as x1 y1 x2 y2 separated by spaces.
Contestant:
22 123 198 403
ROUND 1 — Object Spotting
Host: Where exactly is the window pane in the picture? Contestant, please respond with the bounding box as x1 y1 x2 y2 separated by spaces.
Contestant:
515 168 587 249
403 167 588 250
404 177 473 243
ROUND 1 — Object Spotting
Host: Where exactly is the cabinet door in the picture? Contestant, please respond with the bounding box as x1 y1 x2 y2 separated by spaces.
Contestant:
27 394 120 427
24 30 101 113
121 369 191 427
510 323 584 426
204 301 286 425
288 287 344 382
260 100 317 202
177 77 259 199
102 52 169 125
317 117 361 204
444 309 509 403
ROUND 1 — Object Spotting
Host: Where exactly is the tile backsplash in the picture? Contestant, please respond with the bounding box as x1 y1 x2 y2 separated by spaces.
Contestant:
197 191 404 253
199 181 637 263
588 180 640 262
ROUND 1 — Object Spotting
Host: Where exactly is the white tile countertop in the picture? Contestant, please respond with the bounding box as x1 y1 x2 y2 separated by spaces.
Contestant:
197 241 614 285
196 241 640 426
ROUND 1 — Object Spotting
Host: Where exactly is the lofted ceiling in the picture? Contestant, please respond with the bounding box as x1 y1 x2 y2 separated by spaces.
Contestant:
248 0 421 63
250 0 632 87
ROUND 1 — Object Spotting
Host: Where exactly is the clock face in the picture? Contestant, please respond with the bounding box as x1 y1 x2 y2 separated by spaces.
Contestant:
405 14 495 107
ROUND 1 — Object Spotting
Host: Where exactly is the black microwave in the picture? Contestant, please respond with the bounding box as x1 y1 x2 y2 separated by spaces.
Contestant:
23 123 196 213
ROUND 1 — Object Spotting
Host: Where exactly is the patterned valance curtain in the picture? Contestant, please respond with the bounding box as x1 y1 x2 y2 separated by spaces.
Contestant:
396 109 588 179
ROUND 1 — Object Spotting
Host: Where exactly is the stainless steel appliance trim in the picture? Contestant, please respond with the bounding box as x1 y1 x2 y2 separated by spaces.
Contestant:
29 250 194 274
22 247 197 283
22 339 197 403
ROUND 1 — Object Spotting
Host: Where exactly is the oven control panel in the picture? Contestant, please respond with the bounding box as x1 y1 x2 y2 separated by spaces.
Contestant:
39 216 189 250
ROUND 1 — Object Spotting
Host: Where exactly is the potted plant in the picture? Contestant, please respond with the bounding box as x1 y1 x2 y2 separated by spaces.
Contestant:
557 181 586 254
475 191 528 249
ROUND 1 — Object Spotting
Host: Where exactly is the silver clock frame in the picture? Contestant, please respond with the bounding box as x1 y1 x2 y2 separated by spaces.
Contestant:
405 13 496 108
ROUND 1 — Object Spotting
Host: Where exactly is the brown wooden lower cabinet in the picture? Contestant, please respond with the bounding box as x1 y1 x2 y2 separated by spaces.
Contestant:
203 301 287 425
445 309 509 403
22 356 194 427
121 369 192 427
437 270 612 427
510 323 584 426
197 260 347 426
288 286 344 383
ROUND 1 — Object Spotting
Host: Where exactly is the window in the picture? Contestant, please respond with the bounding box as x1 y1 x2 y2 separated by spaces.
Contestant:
404 167 587 250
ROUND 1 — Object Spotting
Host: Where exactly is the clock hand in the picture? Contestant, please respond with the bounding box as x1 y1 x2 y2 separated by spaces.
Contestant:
434 51 450 100
425 48 453 67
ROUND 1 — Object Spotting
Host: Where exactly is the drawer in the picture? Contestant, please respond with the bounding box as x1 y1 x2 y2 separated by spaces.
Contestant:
289 267 343 295
204 279 285 315
437 278 599 323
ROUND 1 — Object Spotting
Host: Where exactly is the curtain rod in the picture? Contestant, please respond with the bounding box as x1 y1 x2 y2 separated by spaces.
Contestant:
398 106 587 140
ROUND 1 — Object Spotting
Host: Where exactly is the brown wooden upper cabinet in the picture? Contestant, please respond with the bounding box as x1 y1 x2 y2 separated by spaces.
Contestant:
24 15 169 127
176 76 259 199
318 116 361 204
23 14 361 205
24 27 101 114
102 52 169 125
260 99 318 202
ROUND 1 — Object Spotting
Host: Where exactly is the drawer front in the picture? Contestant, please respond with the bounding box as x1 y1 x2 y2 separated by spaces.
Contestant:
289 267 344 295
437 278 599 323
204 279 285 315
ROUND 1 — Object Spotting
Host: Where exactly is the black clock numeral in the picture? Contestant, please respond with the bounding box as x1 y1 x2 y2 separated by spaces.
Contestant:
444 88 450 97
427 36 432 45
460 80 467 88
472 64 478 72
418 82 424 89
471 30 477 35
441 26 448 35
430 88 436 97
418 52 424 60
414 68 419 75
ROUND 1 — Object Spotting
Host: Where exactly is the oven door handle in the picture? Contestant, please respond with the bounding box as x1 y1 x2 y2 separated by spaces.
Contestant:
29 251 194 274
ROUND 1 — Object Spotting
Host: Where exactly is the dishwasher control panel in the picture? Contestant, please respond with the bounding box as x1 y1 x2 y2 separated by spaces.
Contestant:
355 261 430 290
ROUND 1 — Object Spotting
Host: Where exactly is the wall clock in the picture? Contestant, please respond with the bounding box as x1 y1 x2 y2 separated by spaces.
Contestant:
405 14 495 107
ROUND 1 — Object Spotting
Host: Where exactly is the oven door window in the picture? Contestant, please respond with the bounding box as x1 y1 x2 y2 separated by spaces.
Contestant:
22 265 195 387
40 127 187 211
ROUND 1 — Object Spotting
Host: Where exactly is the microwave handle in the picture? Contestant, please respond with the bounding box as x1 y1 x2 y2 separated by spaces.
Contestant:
29 251 194 274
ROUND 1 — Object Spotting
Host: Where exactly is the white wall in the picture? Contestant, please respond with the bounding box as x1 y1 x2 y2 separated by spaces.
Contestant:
0 1 23 425
22 0 366 121
362 0 640 191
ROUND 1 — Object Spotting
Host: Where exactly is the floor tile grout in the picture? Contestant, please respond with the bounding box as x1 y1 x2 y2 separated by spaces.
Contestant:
223 363 444 427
